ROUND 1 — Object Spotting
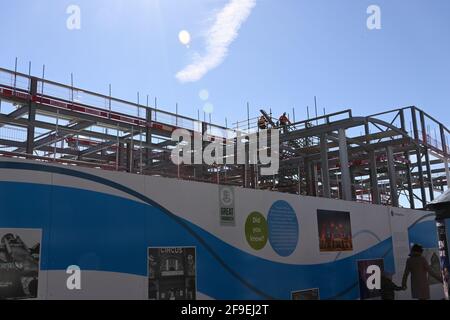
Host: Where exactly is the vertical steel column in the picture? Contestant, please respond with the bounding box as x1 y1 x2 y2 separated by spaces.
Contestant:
243 159 248 188
115 124 120 170
350 165 357 201
313 163 319 197
424 149 434 201
420 111 428 146
386 146 399 207
416 149 427 208
118 142 124 169
445 160 450 188
440 124 448 156
404 151 415 209
26 77 38 155
439 124 450 188
320 133 330 198
412 106 427 206
126 142 131 172
304 158 313 196
249 162 255 189
399 109 406 132
197 122 208 180
365 121 380 204
145 107 153 168
420 111 434 201
400 109 415 206
338 128 352 201
297 161 302 195
411 107 419 142
127 127 134 173
400 108 416 206
369 150 380 205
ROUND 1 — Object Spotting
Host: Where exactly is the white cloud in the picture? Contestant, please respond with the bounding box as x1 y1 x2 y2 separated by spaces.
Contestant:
176 0 256 83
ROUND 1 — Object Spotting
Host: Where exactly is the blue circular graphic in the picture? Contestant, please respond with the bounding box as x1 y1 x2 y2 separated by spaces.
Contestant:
268 200 299 257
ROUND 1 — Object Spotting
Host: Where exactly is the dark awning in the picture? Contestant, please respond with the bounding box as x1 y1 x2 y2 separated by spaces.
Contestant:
427 189 450 219
428 189 450 207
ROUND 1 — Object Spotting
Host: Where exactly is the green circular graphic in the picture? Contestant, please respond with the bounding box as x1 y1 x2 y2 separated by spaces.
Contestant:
245 212 268 250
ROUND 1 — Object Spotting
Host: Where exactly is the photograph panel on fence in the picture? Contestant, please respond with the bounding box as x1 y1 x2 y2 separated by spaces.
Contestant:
317 210 353 252
0 228 41 300
148 246 196 300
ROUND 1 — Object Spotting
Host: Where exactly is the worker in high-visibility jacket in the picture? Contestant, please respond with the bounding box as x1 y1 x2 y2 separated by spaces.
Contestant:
258 115 268 130
279 112 291 133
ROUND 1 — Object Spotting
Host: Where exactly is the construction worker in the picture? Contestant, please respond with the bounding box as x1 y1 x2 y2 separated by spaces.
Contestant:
258 115 268 130
279 112 291 133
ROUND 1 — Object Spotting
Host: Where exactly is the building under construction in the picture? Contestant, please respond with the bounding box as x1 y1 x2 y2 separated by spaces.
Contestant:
0 66 449 210
1 65 450 300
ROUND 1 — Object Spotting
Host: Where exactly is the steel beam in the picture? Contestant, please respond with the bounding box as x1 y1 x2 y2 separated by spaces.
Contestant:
0 139 25 148
0 106 29 129
78 131 137 157
282 118 366 142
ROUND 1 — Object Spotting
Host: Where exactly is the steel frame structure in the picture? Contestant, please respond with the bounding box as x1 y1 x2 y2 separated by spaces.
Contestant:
0 67 449 209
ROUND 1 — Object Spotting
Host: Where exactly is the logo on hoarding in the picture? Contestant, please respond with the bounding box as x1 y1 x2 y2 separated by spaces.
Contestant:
219 186 235 226
245 212 268 250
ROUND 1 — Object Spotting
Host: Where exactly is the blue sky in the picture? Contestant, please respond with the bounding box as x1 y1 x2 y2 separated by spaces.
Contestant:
1 0 449 127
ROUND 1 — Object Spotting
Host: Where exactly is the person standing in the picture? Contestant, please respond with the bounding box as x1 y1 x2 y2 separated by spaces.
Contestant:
258 115 268 130
402 244 442 300
278 112 291 134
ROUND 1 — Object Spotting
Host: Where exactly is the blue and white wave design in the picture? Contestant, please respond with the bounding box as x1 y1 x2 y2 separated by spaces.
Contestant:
1 161 431 300
408 219 438 249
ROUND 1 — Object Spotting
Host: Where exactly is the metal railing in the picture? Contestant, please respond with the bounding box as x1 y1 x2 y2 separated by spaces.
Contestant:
0 67 237 138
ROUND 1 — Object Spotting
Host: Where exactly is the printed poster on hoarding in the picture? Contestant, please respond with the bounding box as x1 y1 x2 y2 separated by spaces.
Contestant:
0 228 41 300
317 210 353 252
148 247 196 300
